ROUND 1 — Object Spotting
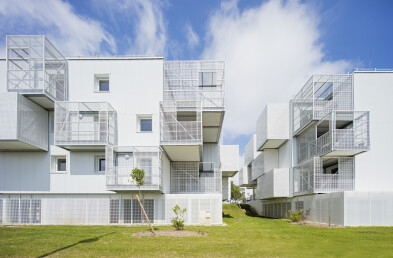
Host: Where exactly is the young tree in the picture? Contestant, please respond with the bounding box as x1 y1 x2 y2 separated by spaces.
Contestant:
130 168 154 233
231 182 245 220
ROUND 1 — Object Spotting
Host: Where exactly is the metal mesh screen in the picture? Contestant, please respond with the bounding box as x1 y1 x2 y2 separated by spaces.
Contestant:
262 202 291 218
293 74 353 135
251 152 265 181
160 101 202 144
55 102 117 146
163 61 224 110
256 107 268 150
105 146 162 191
7 35 67 101
170 162 222 193
244 135 256 166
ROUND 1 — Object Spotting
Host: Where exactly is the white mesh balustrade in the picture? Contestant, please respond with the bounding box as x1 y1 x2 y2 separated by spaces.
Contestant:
170 162 222 193
160 101 202 144
105 146 162 191
7 35 67 101
293 74 353 135
163 60 225 110
55 102 117 146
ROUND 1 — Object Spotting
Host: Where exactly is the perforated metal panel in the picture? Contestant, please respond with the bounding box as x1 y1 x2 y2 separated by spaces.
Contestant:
163 61 224 110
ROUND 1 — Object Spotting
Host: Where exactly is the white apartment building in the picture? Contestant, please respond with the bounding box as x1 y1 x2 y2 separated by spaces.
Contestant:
0 35 239 225
240 72 393 226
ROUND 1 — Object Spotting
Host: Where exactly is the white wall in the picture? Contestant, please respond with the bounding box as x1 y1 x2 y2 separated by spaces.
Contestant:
67 58 163 147
0 60 6 93
353 72 393 191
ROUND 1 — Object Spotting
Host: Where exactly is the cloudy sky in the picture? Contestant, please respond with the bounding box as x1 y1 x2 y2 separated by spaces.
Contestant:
1 0 392 159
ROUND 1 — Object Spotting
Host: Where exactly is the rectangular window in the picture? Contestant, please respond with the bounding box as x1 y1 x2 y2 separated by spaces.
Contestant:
99 80 109 92
57 158 67 172
199 72 217 87
138 115 153 132
99 158 106 172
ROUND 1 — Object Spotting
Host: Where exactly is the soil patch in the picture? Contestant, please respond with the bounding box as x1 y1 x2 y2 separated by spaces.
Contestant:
291 222 345 228
133 230 208 237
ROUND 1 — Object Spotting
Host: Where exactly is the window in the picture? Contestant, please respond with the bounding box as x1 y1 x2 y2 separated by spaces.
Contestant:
199 72 217 87
137 115 152 132
99 80 109 92
57 158 67 172
94 74 110 92
95 156 106 172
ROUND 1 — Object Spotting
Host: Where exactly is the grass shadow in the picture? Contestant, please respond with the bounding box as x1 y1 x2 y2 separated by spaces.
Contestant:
222 213 233 218
37 232 115 258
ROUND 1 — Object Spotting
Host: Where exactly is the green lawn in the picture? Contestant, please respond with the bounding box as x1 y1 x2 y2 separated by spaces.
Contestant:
1 204 392 257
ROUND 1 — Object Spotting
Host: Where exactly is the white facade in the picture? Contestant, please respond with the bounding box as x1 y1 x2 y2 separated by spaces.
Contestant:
242 71 393 226
0 35 239 225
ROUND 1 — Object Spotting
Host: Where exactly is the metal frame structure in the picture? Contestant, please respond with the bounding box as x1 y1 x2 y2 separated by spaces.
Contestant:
170 162 222 194
160 101 202 145
105 146 162 191
293 156 355 196
292 74 353 135
163 60 225 110
6 35 68 102
55 102 117 147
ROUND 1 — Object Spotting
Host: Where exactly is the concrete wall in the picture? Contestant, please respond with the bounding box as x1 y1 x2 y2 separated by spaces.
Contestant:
353 72 393 191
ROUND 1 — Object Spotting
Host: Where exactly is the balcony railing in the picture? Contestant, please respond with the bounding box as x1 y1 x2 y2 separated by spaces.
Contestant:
105 146 162 191
170 162 221 194
7 35 67 102
55 102 117 147
164 61 225 110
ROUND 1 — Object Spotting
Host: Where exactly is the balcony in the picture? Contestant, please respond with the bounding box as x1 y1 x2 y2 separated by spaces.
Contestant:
293 157 355 196
160 101 202 161
170 162 221 194
239 166 255 187
292 74 353 136
244 134 258 166
0 92 48 151
220 145 239 177
316 111 370 157
55 102 117 150
256 103 289 150
255 168 290 199
7 35 67 109
164 61 225 143
251 150 278 181
105 146 162 191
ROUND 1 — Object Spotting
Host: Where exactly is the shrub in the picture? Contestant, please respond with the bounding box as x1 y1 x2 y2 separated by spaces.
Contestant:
288 209 303 222
171 205 186 230
301 209 311 224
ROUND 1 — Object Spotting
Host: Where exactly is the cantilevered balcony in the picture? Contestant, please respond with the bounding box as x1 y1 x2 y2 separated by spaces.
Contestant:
292 74 353 136
160 101 202 161
256 103 289 150
105 146 162 191
255 168 290 200
239 166 255 188
7 35 67 109
251 150 278 181
316 111 370 157
0 92 48 151
55 102 117 150
220 145 239 177
164 61 225 143
293 157 355 196
170 162 221 194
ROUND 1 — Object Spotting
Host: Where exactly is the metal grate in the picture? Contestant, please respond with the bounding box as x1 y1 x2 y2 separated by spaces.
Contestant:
132 199 154 224
6 35 68 101
170 162 222 193
55 102 117 146
163 61 225 110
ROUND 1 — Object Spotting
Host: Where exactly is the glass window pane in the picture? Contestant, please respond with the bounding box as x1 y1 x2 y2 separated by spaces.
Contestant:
140 119 152 131
57 158 66 171
99 80 109 91
99 158 105 171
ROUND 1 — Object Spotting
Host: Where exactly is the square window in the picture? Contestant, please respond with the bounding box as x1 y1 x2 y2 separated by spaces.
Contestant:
99 80 109 92
99 158 106 172
57 158 67 172
140 118 152 132
199 72 217 87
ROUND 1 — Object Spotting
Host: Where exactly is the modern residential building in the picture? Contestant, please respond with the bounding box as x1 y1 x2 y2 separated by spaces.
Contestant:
0 35 239 225
241 72 393 226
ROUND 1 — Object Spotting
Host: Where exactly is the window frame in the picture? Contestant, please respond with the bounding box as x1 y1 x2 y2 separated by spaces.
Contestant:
94 74 110 93
137 115 153 133
56 157 67 173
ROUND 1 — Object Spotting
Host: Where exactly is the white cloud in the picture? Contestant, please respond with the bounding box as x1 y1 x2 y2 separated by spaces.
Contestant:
202 0 352 138
0 0 116 57
185 23 199 48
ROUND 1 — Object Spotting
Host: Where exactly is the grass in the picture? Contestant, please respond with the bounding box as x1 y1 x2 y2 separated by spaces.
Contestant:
0 204 392 257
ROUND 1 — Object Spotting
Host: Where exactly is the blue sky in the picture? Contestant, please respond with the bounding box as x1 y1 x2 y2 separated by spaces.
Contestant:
0 0 392 157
